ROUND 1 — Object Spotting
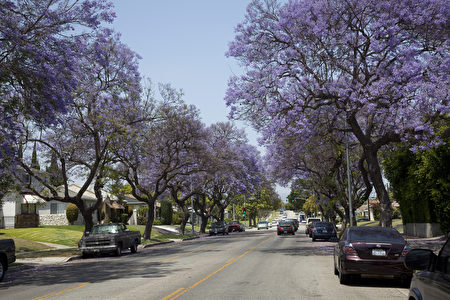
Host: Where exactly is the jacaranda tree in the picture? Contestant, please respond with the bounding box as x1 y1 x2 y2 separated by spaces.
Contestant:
0 0 115 178
226 0 449 227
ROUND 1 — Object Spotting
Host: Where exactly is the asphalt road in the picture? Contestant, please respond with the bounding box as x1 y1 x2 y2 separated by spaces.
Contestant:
1 225 409 300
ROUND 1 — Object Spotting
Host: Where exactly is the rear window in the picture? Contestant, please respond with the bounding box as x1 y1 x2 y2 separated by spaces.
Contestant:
349 228 404 243
314 222 335 230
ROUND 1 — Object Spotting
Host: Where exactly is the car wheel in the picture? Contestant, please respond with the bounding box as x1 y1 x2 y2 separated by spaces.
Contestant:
277 232 280 235
0 257 6 282
130 243 137 254
115 244 122 257
82 251 91 259
334 258 339 275
400 275 412 288
338 261 350 284
292 232 295 235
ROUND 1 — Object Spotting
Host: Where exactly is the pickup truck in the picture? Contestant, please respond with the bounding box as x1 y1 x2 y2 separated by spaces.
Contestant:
0 239 16 282
78 223 141 257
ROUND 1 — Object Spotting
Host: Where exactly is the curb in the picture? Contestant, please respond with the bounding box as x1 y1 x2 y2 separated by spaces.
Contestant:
181 236 200 241
143 240 174 248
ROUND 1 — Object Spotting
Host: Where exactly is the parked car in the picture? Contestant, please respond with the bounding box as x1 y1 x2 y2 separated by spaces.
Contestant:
310 222 337 241
228 221 245 232
277 220 295 235
209 221 229 235
78 223 141 257
404 236 450 299
286 218 299 231
257 220 269 230
334 226 412 285
305 217 322 236
0 239 16 282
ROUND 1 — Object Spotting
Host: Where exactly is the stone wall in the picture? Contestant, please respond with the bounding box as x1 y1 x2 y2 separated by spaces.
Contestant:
39 214 69 226
404 223 443 238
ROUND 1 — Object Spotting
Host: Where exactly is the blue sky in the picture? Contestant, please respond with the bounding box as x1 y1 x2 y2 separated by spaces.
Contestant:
111 1 290 200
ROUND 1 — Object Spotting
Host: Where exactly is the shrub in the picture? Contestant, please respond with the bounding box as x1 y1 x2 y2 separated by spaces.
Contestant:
160 201 173 225
153 219 163 225
137 206 148 225
66 203 79 225
172 212 182 225
120 213 130 225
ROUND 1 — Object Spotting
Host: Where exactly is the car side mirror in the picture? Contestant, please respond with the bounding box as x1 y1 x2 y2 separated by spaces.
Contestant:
404 249 436 270
85 231 90 236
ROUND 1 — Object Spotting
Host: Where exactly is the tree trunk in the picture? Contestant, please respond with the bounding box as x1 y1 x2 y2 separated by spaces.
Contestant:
144 202 155 240
365 149 392 227
200 215 208 233
80 208 94 233
180 207 190 235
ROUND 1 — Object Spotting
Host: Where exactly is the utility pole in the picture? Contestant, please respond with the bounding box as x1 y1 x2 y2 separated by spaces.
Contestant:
346 131 353 227
191 195 194 235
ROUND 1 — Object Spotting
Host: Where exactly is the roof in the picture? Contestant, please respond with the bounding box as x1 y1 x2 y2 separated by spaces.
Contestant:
23 194 46 204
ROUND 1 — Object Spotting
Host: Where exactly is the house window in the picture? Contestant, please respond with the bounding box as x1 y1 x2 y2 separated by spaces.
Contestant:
50 203 58 214
21 203 37 214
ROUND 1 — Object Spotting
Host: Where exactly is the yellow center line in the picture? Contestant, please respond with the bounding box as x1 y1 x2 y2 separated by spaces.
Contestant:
166 235 274 300
160 288 185 300
225 257 236 264
33 244 215 300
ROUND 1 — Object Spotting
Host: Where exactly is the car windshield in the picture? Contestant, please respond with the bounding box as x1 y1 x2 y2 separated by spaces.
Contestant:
308 219 321 223
211 222 224 227
349 228 404 243
230 221 239 224
91 225 121 234
258 221 267 224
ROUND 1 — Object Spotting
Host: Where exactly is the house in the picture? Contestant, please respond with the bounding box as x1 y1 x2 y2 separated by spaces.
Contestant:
1 183 101 228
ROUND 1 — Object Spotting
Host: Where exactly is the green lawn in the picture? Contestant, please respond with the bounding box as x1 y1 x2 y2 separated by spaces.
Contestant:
357 219 403 233
0 224 196 257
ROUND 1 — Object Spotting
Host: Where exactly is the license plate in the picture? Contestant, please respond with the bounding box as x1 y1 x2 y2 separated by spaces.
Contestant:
372 249 386 256
283 231 287 233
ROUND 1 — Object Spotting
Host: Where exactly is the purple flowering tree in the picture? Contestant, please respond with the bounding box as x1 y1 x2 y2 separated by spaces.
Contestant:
10 31 142 232
114 87 206 240
226 0 449 227
0 0 115 177
194 122 263 228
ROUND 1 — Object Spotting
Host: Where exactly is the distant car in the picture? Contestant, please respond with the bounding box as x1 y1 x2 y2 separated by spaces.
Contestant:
209 221 229 235
286 218 299 231
257 221 269 230
404 236 450 299
0 239 16 282
277 220 295 235
228 221 245 232
310 222 337 241
305 217 322 235
334 226 412 285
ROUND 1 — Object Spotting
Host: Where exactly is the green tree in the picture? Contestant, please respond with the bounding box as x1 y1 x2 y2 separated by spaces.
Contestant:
384 131 450 233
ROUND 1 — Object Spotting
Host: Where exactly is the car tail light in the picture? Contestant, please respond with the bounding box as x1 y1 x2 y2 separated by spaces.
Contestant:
333 227 336 233
312 227 317 232
288 226 293 229
344 242 358 256
277 226 283 230
402 244 411 256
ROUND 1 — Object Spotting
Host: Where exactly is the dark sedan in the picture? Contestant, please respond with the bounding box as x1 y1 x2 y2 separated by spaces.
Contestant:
310 222 337 241
277 220 295 235
209 221 229 235
286 218 299 231
334 226 412 285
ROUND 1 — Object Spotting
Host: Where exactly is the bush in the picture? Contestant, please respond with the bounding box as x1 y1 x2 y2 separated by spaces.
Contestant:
153 219 163 225
66 203 79 225
120 213 130 225
392 207 402 219
160 201 173 225
172 212 182 225
137 206 148 225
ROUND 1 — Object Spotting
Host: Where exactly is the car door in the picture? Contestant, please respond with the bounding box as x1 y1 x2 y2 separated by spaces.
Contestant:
418 239 450 299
